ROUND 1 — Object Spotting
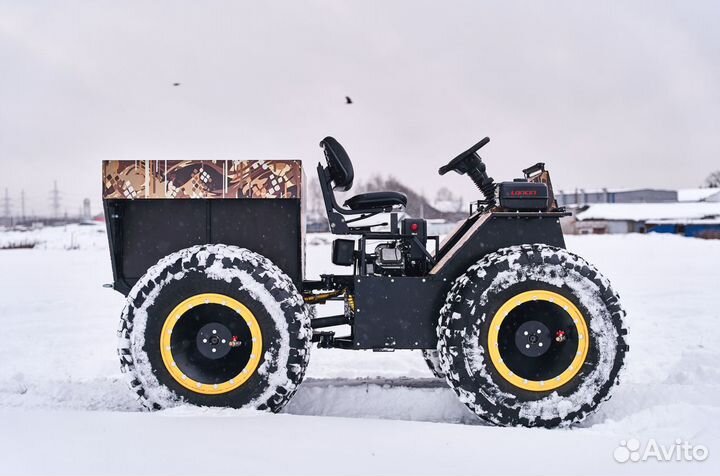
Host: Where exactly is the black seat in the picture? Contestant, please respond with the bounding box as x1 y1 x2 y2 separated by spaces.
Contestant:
319 136 407 213
344 191 407 210
320 137 354 192
318 136 407 234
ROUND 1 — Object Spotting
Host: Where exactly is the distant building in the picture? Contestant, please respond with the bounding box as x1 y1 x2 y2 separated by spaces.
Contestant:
556 188 677 206
677 188 720 202
565 202 720 237
647 219 720 239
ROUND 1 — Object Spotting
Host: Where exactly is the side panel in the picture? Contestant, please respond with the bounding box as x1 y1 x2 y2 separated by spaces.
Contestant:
105 198 302 295
432 214 566 282
352 214 566 349
353 276 447 349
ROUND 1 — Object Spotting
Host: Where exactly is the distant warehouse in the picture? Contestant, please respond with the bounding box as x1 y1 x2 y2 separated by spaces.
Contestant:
556 188 678 206
564 202 720 238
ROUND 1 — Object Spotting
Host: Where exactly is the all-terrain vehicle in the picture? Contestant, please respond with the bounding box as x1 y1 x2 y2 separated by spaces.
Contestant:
103 137 628 427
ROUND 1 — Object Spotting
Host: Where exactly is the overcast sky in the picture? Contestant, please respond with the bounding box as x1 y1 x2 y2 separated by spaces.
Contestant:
1 0 718 216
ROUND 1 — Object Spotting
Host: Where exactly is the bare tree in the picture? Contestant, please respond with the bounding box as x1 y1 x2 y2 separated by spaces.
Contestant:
434 186 463 212
306 177 324 217
704 171 720 188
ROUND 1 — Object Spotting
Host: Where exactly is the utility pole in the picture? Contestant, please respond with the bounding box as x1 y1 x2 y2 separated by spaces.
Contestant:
20 190 26 222
50 181 61 219
2 188 11 225
83 198 92 221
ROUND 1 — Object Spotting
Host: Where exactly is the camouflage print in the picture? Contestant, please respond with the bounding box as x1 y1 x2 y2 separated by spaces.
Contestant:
102 160 302 199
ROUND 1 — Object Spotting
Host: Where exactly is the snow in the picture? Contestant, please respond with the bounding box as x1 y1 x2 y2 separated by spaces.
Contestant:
677 188 720 202
1 224 720 474
576 202 720 221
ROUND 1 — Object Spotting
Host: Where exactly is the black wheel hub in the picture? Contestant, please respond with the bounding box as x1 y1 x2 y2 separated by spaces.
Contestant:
514 321 551 357
196 322 233 359
170 303 254 384
497 299 579 382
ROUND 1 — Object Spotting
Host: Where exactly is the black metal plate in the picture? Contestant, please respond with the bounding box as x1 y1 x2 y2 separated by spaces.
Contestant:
105 198 302 295
353 276 447 349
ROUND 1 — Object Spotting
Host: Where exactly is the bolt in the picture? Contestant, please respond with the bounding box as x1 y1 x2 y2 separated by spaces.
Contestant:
212 348 216 353
212 329 217 334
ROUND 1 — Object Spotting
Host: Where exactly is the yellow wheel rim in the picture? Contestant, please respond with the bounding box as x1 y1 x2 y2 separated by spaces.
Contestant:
487 290 589 392
160 293 263 395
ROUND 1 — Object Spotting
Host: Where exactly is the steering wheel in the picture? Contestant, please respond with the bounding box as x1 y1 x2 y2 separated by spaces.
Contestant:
438 137 490 176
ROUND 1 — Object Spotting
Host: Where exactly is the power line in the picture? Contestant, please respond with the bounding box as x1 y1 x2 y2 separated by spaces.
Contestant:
20 190 26 221
2 188 11 219
50 181 61 218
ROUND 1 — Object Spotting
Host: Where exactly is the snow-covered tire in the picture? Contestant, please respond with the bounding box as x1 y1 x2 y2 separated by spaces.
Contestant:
117 244 311 411
421 350 444 379
437 244 628 428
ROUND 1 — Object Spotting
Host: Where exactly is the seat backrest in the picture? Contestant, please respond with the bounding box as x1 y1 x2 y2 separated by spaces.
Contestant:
320 136 354 191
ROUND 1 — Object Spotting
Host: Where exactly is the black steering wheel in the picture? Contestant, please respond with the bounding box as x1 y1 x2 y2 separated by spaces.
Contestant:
438 137 490 176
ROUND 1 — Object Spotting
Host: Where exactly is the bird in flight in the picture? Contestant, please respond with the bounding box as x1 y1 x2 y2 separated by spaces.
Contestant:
345 96 353 104
173 83 181 87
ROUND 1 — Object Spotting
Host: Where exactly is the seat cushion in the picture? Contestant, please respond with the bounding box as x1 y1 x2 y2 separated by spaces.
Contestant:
344 191 407 210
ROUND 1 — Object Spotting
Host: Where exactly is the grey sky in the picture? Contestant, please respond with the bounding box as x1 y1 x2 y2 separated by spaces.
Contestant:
1 0 718 216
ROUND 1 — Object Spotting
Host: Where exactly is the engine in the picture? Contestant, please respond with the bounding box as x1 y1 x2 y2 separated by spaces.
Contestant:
367 218 430 277
370 242 405 276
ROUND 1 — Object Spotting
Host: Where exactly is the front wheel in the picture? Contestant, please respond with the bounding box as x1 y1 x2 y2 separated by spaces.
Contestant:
117 244 311 411
437 244 628 427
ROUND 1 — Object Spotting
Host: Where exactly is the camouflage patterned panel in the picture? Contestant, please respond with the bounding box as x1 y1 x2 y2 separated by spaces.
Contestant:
102 160 302 199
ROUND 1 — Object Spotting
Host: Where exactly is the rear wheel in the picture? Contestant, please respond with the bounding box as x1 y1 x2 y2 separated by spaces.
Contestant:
437 244 628 427
117 244 311 411
421 350 444 379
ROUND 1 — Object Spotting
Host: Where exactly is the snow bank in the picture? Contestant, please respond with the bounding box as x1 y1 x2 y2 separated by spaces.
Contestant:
1 231 719 474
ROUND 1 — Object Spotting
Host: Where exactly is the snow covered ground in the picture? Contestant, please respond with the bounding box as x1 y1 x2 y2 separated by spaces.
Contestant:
1 224 719 475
